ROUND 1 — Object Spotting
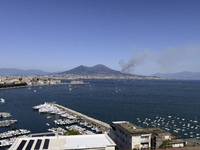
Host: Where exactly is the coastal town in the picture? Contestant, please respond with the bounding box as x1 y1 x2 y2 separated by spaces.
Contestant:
0 76 62 88
0 73 165 90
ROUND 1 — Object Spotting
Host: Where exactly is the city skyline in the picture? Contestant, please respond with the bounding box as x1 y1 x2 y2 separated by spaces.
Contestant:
1 0 200 75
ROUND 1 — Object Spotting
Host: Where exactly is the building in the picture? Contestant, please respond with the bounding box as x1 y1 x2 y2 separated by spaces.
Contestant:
147 128 172 149
9 134 116 150
110 121 151 150
147 128 186 148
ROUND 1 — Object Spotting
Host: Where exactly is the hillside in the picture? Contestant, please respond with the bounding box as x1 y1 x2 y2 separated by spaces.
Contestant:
0 68 51 76
60 64 125 75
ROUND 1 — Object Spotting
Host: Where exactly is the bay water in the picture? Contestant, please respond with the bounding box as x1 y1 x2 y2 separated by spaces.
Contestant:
1 79 200 147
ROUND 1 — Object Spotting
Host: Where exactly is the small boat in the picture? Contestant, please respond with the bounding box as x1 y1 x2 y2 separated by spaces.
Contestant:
34 90 36 92
47 116 52 119
0 98 5 103
46 123 50 126
193 117 198 123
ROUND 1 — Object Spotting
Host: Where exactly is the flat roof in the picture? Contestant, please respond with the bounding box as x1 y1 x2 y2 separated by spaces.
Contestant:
9 134 116 150
147 128 171 136
113 121 151 136
65 134 115 149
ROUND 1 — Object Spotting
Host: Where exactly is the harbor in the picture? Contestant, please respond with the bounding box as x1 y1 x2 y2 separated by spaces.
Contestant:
53 103 111 133
33 102 111 134
1 79 200 149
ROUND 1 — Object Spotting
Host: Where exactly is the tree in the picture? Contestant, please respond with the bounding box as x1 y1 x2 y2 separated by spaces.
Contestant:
159 141 173 149
63 130 82 136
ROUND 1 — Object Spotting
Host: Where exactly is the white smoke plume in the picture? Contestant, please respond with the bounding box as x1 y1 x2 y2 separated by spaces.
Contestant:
119 50 149 74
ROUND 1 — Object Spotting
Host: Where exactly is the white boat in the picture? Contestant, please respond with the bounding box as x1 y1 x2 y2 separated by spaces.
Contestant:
34 90 36 92
46 123 50 126
193 117 198 123
0 98 5 103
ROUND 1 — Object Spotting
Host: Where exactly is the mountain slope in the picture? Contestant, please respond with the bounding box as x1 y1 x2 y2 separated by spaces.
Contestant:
0 68 51 76
60 64 124 75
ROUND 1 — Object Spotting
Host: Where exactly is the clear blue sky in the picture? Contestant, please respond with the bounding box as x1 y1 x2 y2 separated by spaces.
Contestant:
1 0 200 75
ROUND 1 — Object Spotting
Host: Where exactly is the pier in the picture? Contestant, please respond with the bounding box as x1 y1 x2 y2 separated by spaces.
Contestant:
52 103 111 133
0 120 17 127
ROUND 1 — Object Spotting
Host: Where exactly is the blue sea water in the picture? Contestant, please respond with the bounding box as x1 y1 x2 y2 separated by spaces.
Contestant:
0 79 200 148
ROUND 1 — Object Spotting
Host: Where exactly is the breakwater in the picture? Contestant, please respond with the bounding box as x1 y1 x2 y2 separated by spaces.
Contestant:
52 103 111 133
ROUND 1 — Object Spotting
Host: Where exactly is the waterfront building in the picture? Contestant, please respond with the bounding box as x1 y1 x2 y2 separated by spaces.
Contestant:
110 121 151 150
147 128 173 149
37 80 44 85
9 134 116 150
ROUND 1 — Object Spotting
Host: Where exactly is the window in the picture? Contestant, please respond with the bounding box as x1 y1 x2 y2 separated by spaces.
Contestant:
141 136 149 139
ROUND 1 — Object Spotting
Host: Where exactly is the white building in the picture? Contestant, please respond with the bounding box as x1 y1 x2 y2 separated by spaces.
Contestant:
110 121 151 150
9 134 116 150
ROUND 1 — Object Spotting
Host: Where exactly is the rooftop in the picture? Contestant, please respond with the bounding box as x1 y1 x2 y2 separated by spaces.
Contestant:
112 121 151 136
147 128 171 136
9 134 116 150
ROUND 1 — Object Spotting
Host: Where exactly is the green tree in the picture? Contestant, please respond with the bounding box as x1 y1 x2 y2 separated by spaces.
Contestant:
63 130 82 136
159 141 173 149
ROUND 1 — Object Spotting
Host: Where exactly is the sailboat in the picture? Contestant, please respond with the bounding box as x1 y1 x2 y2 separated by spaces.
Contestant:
89 85 92 91
116 85 118 93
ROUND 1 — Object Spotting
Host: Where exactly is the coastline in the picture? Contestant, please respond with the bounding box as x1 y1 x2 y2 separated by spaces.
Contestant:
0 83 68 91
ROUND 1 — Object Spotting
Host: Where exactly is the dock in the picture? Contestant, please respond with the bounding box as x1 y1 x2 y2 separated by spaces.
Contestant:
52 103 111 133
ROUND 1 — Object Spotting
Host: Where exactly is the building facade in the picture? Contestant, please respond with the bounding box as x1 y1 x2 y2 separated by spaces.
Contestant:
110 121 151 150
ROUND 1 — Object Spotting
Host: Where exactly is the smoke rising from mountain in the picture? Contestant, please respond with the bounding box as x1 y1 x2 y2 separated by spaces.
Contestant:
119 44 200 75
119 50 149 74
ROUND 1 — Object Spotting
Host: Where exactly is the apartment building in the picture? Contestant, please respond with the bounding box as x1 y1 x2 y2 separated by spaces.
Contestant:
110 121 151 150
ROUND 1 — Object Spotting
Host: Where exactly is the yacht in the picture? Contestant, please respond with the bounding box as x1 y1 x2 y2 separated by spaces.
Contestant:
0 98 5 103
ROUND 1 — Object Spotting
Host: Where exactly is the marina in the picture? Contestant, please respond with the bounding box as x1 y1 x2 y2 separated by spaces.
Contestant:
0 135 28 148
0 112 11 118
0 120 17 128
0 129 30 139
33 102 111 134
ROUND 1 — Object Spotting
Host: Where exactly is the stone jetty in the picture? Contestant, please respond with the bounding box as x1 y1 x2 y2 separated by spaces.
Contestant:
52 103 111 133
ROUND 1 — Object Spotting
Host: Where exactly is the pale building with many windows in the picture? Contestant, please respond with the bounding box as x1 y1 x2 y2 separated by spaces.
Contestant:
110 121 151 150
